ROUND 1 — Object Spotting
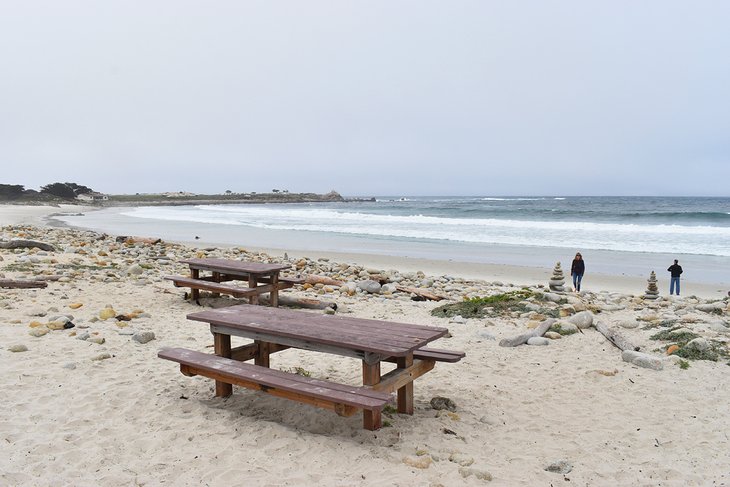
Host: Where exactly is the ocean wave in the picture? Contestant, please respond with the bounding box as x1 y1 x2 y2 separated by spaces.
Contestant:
121 205 730 256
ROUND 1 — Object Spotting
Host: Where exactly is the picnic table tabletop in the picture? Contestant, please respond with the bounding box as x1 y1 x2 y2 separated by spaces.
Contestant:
180 258 292 275
187 303 448 358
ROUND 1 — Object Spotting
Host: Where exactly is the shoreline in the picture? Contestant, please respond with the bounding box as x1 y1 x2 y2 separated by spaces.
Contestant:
0 203 726 299
38 204 730 300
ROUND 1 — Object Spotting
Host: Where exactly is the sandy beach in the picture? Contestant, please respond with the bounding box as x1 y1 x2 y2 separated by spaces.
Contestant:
2 205 730 486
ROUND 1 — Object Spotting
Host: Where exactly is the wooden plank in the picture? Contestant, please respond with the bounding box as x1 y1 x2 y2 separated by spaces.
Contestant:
165 276 271 297
362 361 382 430
396 354 414 414
158 348 391 409
413 347 465 363
230 342 289 362
181 258 291 275
211 324 388 365
255 340 270 367
372 359 435 394
214 333 232 397
189 304 448 357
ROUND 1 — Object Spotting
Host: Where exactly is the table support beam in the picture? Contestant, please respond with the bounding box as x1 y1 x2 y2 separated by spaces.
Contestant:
362 362 382 430
213 332 232 397
396 354 414 415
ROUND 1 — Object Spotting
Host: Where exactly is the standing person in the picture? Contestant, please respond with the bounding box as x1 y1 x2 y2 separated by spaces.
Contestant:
571 252 585 292
667 259 683 295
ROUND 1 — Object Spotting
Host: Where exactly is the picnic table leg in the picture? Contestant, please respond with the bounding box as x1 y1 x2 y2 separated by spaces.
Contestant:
190 268 200 301
396 354 414 415
213 332 233 397
254 340 270 368
270 273 279 307
211 271 221 298
248 274 259 305
362 362 382 430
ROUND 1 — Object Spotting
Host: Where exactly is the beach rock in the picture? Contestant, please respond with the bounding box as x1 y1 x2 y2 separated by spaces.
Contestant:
544 331 562 340
28 308 47 317
87 337 106 345
685 337 710 352
543 292 563 303
8 344 29 352
76 332 90 340
430 396 457 411
568 311 594 329
622 350 664 370
99 308 116 320
403 455 432 469
551 321 578 335
357 280 381 294
458 467 492 481
132 331 155 344
545 460 573 474
28 327 49 337
68 303 83 309
527 337 549 346
62 362 77 370
449 453 474 467
696 303 724 313
91 353 112 361
618 320 640 329
450 315 467 324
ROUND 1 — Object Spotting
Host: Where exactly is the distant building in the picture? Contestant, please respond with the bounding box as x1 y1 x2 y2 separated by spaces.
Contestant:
76 192 108 201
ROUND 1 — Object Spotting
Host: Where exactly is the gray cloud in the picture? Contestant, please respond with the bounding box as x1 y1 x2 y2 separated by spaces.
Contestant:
1 1 728 196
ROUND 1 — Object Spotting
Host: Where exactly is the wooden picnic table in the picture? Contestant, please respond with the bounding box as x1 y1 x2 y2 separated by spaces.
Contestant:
160 304 463 430
166 258 301 306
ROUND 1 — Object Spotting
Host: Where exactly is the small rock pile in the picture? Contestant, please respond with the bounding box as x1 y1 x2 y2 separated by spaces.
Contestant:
549 262 565 292
644 271 659 300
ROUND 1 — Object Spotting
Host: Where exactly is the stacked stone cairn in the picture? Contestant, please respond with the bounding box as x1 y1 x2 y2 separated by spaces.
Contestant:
549 262 565 292
644 271 659 299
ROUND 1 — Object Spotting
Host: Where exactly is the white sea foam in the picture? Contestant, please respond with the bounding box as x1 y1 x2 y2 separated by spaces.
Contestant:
121 205 730 257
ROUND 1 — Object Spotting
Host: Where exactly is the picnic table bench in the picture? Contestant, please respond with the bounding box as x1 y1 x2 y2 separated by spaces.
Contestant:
159 304 465 430
165 258 303 306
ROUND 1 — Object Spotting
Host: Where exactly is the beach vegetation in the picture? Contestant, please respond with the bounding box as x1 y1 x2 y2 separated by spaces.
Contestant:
678 359 690 370
431 290 534 318
2 262 35 272
550 323 577 336
651 328 728 362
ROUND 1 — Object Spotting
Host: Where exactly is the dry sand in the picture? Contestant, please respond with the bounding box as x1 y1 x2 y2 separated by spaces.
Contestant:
1 205 729 486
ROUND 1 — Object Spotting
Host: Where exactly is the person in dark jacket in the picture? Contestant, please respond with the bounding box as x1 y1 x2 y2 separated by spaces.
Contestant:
667 259 683 296
571 252 585 292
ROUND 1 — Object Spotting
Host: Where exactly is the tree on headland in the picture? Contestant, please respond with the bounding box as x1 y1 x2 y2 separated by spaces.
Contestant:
0 184 26 200
40 182 94 199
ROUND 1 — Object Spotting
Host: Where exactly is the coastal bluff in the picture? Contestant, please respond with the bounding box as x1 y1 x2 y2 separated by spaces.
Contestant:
97 190 354 206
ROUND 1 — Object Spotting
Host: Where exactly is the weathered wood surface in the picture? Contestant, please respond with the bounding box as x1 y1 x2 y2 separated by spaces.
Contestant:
0 279 48 289
395 285 448 301
0 239 55 251
158 348 391 414
165 275 262 298
259 295 337 310
594 321 640 352
499 318 555 347
188 303 448 358
181 258 291 275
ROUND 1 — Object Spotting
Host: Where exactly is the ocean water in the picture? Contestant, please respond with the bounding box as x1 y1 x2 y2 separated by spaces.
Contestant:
54 196 730 284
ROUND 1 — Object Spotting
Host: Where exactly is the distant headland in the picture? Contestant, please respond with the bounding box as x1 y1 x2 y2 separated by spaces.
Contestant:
0 183 374 206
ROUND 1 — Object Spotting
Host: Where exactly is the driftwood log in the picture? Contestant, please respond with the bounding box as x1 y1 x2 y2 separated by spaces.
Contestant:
0 239 55 252
0 279 48 289
304 275 344 287
394 285 448 301
259 295 337 310
593 321 640 352
499 318 555 347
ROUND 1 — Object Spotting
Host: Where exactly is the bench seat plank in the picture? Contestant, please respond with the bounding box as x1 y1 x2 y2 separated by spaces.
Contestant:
159 348 391 410
413 347 465 363
165 275 266 298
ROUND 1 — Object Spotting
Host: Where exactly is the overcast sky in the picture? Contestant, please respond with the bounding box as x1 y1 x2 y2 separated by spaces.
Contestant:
1 1 728 197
